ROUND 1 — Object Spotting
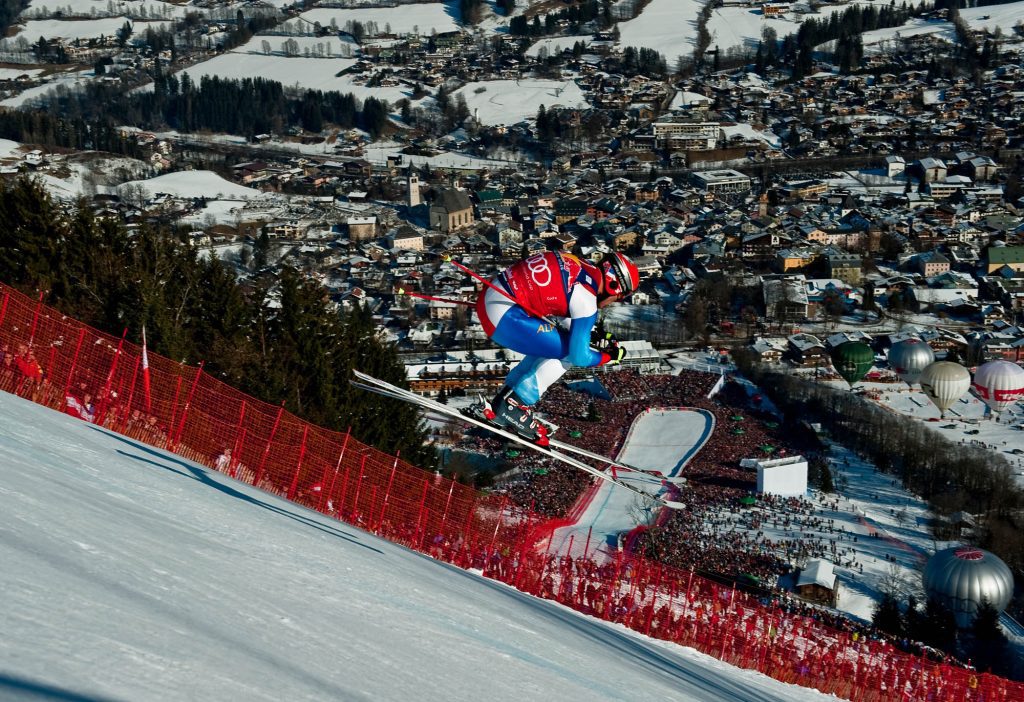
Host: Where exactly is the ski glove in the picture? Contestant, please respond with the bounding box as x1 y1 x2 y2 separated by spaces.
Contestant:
599 342 626 366
592 330 617 351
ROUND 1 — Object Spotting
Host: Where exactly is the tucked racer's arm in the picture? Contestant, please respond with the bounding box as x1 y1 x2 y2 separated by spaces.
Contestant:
566 289 609 367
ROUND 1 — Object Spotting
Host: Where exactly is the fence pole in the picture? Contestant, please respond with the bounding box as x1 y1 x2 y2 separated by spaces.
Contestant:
287 425 309 501
438 479 455 536
486 495 509 564
377 452 400 531
167 375 183 445
170 361 204 451
62 327 86 399
644 564 663 636
414 475 431 549
97 327 127 425
337 452 356 518
230 400 247 477
681 568 694 623
322 429 351 512
253 402 285 488
556 534 574 603
352 454 368 522
582 525 592 557
122 354 141 422
28 290 43 344
604 550 625 620
0 289 9 328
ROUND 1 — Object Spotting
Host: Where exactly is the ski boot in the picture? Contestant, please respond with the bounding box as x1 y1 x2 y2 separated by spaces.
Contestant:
480 386 550 447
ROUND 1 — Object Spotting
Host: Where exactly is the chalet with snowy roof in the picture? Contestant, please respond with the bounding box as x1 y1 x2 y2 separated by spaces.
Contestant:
750 337 786 363
796 559 838 606
764 276 809 323
916 157 947 183
786 333 827 367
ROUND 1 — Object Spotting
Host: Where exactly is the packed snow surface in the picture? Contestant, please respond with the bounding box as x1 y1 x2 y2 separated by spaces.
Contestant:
551 409 714 559
0 391 833 701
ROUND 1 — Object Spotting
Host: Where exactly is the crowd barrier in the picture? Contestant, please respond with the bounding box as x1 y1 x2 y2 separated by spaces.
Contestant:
0 283 1019 702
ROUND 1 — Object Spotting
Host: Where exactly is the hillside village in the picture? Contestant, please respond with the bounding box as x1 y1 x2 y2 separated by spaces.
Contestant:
1 0 1024 390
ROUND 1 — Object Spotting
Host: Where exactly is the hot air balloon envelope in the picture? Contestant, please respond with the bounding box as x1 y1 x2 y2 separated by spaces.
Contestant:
971 360 1024 413
919 361 971 415
887 338 935 386
831 341 874 387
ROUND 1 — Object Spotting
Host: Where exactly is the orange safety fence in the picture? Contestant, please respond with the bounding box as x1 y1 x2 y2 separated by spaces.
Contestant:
0 282 1019 702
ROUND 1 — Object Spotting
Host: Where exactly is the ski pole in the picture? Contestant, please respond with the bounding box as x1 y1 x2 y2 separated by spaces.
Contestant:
395 288 473 306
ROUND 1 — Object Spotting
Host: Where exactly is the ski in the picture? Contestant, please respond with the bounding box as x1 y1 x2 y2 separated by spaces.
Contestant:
350 374 663 478
408 399 663 477
351 371 685 509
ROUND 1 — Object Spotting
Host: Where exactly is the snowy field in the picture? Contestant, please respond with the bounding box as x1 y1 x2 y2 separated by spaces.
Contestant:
617 0 883 61
525 34 594 58
6 17 173 43
453 79 589 126
0 138 26 159
0 391 832 702
20 0 186 19
172 53 410 102
616 0 705 63
0 69 93 109
0 67 45 80
362 141 528 169
232 33 358 57
861 1 1024 53
299 3 461 37
550 409 715 560
115 170 266 200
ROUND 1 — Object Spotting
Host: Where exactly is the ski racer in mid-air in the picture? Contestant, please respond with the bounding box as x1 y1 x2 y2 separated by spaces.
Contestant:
475 250 640 446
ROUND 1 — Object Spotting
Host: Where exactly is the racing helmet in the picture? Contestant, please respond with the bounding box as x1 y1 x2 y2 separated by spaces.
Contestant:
600 252 640 297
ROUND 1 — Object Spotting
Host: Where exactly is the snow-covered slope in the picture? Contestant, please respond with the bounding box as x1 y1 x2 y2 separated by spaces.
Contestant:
0 392 830 701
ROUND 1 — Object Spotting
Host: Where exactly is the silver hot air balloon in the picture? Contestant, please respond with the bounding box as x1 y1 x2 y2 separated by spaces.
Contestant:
887 338 935 386
923 547 1014 628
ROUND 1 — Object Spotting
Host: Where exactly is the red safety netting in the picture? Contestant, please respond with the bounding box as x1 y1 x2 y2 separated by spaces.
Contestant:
0 283 1019 702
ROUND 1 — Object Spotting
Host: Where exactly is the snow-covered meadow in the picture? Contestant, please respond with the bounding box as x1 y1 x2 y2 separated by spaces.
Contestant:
116 169 266 200
20 0 186 19
7 17 173 44
453 78 589 125
861 1 1024 54
173 53 410 102
299 2 461 37
525 34 594 58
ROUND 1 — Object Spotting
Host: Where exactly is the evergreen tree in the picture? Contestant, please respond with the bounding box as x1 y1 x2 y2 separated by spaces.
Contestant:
0 177 434 467
253 230 270 270
969 599 1008 674
872 593 904 636
921 597 958 649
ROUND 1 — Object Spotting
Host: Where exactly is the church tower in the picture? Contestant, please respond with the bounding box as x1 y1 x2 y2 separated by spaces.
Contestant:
407 171 421 209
